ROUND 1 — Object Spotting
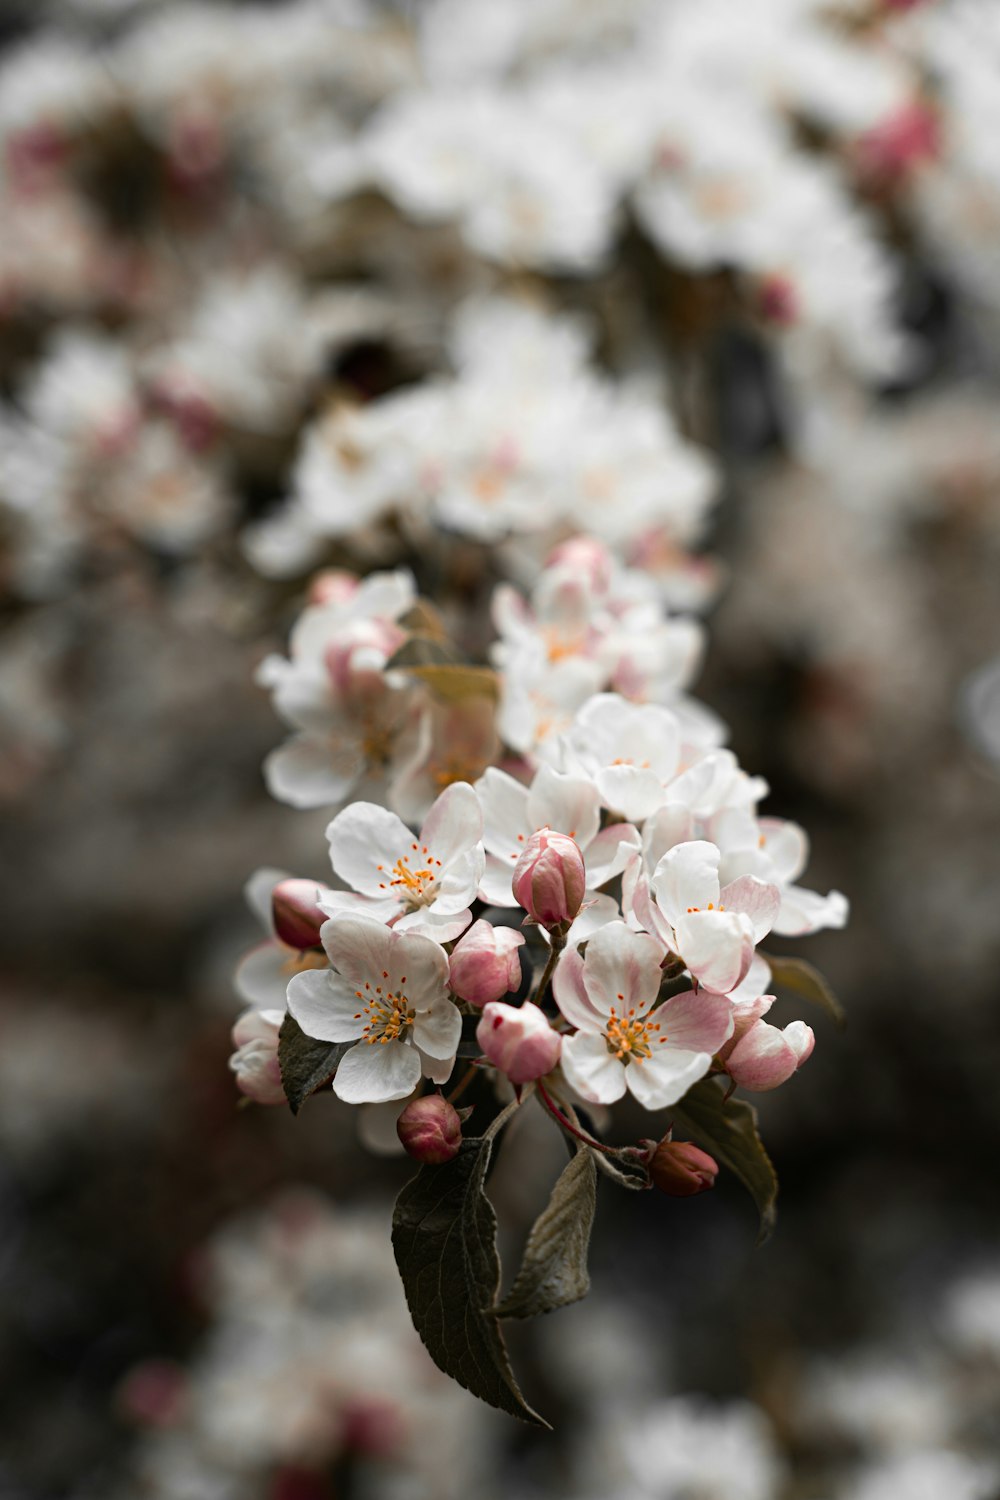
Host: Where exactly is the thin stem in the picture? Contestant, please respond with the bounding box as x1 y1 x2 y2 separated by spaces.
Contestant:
445 1063 478 1105
531 926 566 1007
536 1077 616 1156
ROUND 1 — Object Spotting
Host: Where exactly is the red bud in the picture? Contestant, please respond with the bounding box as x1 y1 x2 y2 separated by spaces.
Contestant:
396 1094 463 1164
649 1138 719 1197
271 879 327 950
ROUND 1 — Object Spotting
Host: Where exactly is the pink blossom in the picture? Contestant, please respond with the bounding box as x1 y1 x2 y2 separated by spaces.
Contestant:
477 1001 562 1084
448 918 524 1007
512 828 586 928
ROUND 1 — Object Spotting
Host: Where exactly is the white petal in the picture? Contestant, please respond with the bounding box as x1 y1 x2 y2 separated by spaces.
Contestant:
651 840 721 927
243 868 289 932
234 942 293 1008
553 947 605 1032
595 764 664 822
584 823 642 889
626 1047 711 1110
332 1040 422 1103
476 767 530 858
478 855 517 907
674 909 754 995
528 765 601 849
420 780 484 869
264 733 364 810
582 921 663 1016
326 801 412 896
758 817 809 883
393 907 473 942
412 999 462 1060
321 915 392 986
773 885 849 937
720 875 781 942
286 967 364 1042
388 928 450 1005
560 1032 628 1105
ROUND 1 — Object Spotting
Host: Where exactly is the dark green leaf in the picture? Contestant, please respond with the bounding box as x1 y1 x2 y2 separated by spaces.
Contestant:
494 1147 597 1320
765 954 846 1028
672 1077 778 1243
277 1013 351 1115
392 1100 548 1426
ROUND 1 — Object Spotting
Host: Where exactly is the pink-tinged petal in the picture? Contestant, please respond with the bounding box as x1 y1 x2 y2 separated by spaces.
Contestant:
727 951 772 1005
332 1039 422 1103
582 920 663 1016
720 875 781 942
720 995 776 1062
234 941 293 1008
758 817 809 883
784 1020 815 1064
326 802 412 897
654 988 734 1053
243 867 289 933
553 947 606 1032
595 764 665 822
318 890 402 925
626 1047 712 1110
528 765 601 850
584 823 642 888
321 915 392 986
419 780 484 869
772 885 849 937
560 1032 628 1104
476 767 531 857
627 869 674 948
651 840 721 927
264 733 364 810
286 967 365 1043
392 907 473 942
725 1021 798 1092
412 999 462 1060
674 909 754 994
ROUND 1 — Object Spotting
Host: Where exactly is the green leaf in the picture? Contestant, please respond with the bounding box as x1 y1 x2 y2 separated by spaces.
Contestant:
672 1077 778 1243
493 1146 597 1320
277 1013 351 1115
392 1100 549 1427
764 953 846 1029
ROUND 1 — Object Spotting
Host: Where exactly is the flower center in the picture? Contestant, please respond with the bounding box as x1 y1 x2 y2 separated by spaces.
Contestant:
353 976 415 1045
603 1003 666 1063
377 843 443 904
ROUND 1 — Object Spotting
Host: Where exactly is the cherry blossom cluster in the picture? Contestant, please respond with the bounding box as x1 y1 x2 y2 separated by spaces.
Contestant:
231 534 847 1152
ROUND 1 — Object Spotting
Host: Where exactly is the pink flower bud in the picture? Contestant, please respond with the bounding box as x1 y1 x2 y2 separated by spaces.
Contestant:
271 879 328 950
649 1138 719 1197
396 1094 463 1164
512 828 586 929
724 1018 815 1092
756 273 799 327
476 1001 562 1085
229 1010 285 1105
449 919 525 1007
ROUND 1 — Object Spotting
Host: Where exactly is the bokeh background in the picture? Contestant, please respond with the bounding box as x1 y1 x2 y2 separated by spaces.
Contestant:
2 2 1000 1497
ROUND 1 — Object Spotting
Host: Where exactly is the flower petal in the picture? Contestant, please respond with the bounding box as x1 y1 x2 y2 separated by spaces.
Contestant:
651 840 721 927
527 765 601 850
326 802 412 896
420 780 484 869
626 1047 711 1110
412 998 462 1060
560 1031 628 1104
720 874 781 942
674 910 754 994
654 988 734 1053
234 941 293 1008
265 733 364 810
332 1039 422 1103
286 967 365 1042
582 920 664 1016
553 946 605 1032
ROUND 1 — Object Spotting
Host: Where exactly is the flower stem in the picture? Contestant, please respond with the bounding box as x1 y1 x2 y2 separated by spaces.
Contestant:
531 926 566 1007
536 1077 616 1156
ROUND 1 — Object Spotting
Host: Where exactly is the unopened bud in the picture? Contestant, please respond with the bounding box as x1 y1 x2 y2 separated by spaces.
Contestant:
477 1001 562 1084
449 918 524 1007
229 1009 285 1106
271 879 327 950
396 1094 463 1164
512 828 586 929
649 1138 719 1197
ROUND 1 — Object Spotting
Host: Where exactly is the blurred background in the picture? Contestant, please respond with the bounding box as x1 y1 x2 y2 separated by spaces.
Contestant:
2 1 1000 1497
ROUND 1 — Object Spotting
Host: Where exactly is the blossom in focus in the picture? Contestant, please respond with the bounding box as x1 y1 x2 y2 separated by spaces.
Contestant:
323 779 485 941
631 840 780 995
476 1001 562 1085
396 1093 463 1163
553 921 733 1109
286 915 461 1103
